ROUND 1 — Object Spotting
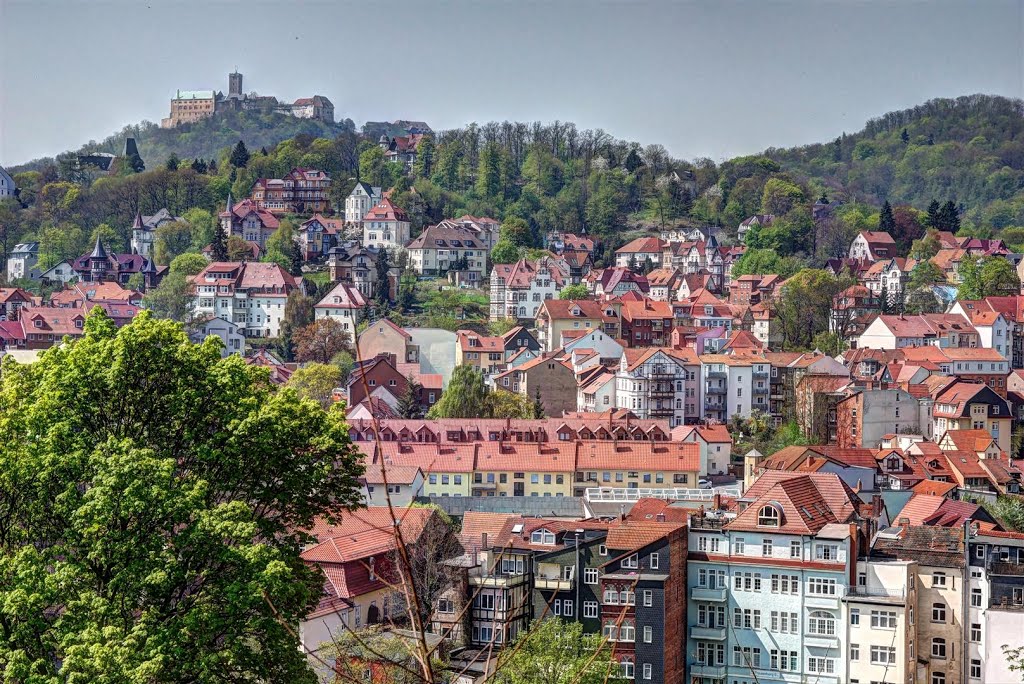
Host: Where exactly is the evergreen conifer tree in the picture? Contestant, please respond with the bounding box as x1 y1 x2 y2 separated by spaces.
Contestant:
230 140 250 168
878 200 896 233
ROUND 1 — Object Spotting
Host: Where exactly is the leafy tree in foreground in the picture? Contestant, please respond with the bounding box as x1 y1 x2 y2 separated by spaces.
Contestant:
958 255 1021 300
427 365 490 418
287 362 344 409
0 309 362 683
141 271 193 322
493 618 622 684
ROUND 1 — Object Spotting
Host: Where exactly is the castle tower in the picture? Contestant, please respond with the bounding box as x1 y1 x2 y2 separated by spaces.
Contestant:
229 71 243 99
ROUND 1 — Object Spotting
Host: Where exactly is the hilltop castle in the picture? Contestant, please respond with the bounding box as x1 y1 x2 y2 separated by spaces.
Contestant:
160 71 334 128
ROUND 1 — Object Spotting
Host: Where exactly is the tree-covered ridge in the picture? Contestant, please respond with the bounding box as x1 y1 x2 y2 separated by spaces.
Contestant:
762 95 1024 229
13 108 353 175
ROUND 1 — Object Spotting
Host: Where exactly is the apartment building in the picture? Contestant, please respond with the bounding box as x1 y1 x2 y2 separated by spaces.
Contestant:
615 348 699 427
191 261 299 337
535 299 609 352
967 527 1024 684
314 282 366 344
600 520 688 684
700 354 771 423
489 258 567 322
251 168 331 214
362 198 410 251
345 182 382 224
405 223 488 283
845 557 918 684
455 330 506 374
686 472 867 684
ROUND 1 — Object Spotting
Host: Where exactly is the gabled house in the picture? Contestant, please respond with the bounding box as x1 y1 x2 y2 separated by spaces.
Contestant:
314 282 367 344
849 230 897 261
345 182 382 224
219 196 281 249
362 198 411 251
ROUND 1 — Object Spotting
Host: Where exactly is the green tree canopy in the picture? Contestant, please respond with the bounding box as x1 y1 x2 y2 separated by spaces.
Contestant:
141 271 193 322
0 310 362 682
427 365 491 418
490 240 522 264
287 362 344 409
958 255 1021 299
493 618 622 684
559 284 590 300
230 140 250 168
169 252 209 275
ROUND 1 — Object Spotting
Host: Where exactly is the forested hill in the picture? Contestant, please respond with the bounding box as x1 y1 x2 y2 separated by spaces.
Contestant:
762 94 1024 226
11 109 352 175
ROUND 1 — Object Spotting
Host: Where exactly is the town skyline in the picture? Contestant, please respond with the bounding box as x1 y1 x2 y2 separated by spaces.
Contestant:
2 0 1022 164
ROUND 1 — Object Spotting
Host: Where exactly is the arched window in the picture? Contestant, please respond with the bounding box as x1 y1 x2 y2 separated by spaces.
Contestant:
808 610 836 635
758 505 780 527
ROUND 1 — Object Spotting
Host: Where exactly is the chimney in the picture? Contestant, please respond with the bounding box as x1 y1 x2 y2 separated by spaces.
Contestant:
481 532 488 549
871 494 883 518
898 517 910 531
712 493 721 511
620 504 627 522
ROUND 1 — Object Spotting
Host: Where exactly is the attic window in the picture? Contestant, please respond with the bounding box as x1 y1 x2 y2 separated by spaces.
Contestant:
757 505 780 527
511 523 524 534
530 529 556 545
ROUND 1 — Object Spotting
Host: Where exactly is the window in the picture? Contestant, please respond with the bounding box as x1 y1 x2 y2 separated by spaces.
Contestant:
850 644 860 661
790 541 801 558
437 598 454 613
870 646 896 664
585 568 599 585
642 663 652 680
733 571 762 591
643 590 652 607
932 602 946 623
619 660 634 680
807 657 834 674
815 544 839 561
769 611 798 634
562 599 573 617
733 607 761 629
850 608 860 625
622 554 639 569
733 646 762 668
971 659 982 679
769 649 798 671
933 674 946 684
649 553 659 570
870 610 897 629
807 578 837 595
971 588 982 607
643 626 652 643
734 538 745 554
599 545 607 556
757 505 780 527
530 529 556 545
583 601 598 618
762 539 773 557
770 573 800 594
932 571 947 587
971 623 981 642
931 638 947 659
808 611 836 635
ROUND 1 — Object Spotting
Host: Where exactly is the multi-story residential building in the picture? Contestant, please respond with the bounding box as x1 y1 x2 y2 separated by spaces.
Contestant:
729 274 781 307
902 346 1010 396
297 213 344 260
831 284 881 338
251 168 331 214
615 237 665 268
849 230 897 260
931 380 1012 453
966 527 1024 684
6 242 40 281
646 268 684 301
573 441 700 495
326 242 385 298
357 319 420 366
344 182 382 224
845 556 918 684
299 507 440 658
0 166 15 198
835 387 920 448
445 215 502 251
858 314 980 350
615 348 700 427
489 258 567 322
346 353 439 417
361 198 410 251
948 297 1024 368
160 89 216 128
70 238 161 289
361 442 474 497
191 261 299 337
535 299 608 352
871 525 968 684
0 287 33 321
19 306 88 350
700 353 772 423
671 424 733 478
620 299 674 348
947 303 1012 360
687 471 868 684
455 330 506 375
587 267 650 298
530 523 610 632
130 208 184 257
493 355 577 415
219 195 281 249
314 282 366 344
379 133 425 171
405 223 487 282
598 519 688 684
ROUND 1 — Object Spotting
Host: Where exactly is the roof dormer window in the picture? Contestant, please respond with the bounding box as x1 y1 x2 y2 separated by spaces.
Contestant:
757 505 781 527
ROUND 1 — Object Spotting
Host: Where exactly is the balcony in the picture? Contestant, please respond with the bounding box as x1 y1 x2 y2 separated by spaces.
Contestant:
844 586 907 604
468 568 529 588
535 577 572 591
706 370 726 379
689 625 727 640
805 634 840 649
753 370 769 379
689 664 727 679
990 561 1024 576
690 586 727 601
705 384 726 395
805 592 843 609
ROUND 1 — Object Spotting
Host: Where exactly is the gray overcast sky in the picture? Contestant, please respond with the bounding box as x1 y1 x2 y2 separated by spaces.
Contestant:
1 0 1022 165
